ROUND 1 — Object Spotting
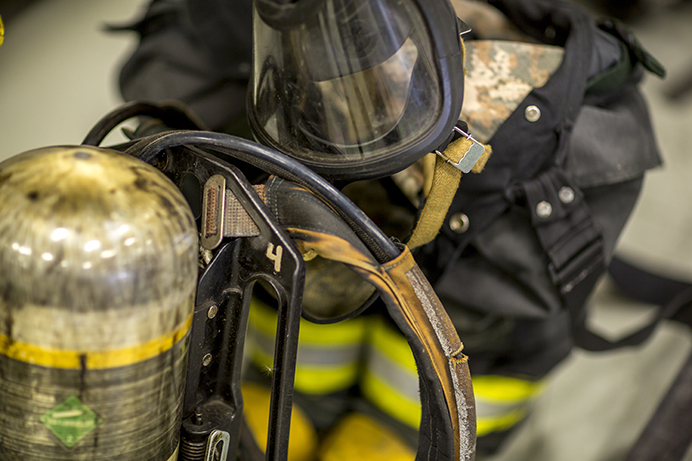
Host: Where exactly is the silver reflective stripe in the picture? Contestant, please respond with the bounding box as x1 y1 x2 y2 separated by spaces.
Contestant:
365 345 420 403
251 327 363 367
475 398 528 418
404 268 456 357
404 266 475 461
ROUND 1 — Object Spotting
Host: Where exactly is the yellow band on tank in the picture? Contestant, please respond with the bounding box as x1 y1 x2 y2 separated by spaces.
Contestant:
167 445 180 461
0 314 192 370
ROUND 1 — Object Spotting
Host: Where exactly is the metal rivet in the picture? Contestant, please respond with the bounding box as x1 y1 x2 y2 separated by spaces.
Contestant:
207 305 218 319
536 201 552 218
525 105 541 122
202 353 213 367
558 187 575 204
449 213 470 234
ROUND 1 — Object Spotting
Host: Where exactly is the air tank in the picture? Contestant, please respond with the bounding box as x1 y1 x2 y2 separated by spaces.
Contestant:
0 146 198 460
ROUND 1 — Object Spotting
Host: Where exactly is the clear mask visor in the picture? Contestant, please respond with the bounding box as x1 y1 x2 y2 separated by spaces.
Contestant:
307 38 418 148
251 0 444 171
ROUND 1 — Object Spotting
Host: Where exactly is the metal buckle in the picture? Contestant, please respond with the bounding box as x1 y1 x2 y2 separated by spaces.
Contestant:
201 175 226 250
435 126 485 174
205 430 231 461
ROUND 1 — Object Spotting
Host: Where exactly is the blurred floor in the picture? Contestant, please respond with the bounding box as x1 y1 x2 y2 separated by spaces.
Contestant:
1 1 692 460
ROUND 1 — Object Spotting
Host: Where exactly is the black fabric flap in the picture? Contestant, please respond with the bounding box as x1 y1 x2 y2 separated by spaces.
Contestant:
564 85 662 189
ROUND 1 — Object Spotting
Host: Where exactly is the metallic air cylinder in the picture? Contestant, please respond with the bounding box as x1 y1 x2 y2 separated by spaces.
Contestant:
0 146 198 460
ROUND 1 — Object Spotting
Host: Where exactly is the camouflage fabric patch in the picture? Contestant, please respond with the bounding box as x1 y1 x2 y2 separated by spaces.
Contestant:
461 40 565 143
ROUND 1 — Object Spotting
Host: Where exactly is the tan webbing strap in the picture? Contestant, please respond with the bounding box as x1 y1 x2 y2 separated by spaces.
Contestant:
407 138 491 249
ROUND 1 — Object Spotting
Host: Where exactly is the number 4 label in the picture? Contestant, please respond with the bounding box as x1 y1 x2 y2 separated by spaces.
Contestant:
266 243 283 272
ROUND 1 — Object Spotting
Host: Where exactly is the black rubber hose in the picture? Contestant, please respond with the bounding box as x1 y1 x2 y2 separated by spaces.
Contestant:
82 101 208 146
132 130 401 263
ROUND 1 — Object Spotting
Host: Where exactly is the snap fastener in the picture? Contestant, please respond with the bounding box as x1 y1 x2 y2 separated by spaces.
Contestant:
525 105 541 122
536 201 552 218
449 213 470 233
558 186 575 204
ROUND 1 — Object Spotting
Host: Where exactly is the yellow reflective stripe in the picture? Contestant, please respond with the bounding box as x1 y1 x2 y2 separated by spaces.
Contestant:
297 316 367 346
368 317 416 371
363 319 420 428
250 298 367 345
361 369 421 429
472 375 545 403
254 329 362 367
476 407 528 436
249 298 281 337
473 375 544 436
251 348 360 395
248 297 366 394
364 317 544 436
362 364 534 436
294 365 361 394
0 15 4 47
0 314 192 370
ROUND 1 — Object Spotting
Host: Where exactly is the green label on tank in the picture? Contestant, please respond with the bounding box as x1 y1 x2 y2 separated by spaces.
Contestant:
40 396 102 448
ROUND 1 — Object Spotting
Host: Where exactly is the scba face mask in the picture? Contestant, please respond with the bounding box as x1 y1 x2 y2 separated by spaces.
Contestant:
249 0 466 181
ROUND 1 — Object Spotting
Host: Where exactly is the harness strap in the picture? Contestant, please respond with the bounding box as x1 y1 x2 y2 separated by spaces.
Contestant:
519 167 611 347
522 167 605 300
406 35 492 251
576 258 692 351
407 135 491 250
519 167 687 352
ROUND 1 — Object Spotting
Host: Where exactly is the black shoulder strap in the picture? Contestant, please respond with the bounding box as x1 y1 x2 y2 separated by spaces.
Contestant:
609 257 692 306
572 257 692 352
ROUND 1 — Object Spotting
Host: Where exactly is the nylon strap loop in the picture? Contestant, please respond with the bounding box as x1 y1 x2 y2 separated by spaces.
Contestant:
407 138 491 249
